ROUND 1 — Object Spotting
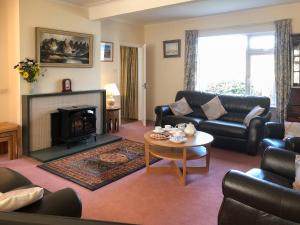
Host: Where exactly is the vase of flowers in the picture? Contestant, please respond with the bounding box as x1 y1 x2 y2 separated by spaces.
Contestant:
14 58 44 94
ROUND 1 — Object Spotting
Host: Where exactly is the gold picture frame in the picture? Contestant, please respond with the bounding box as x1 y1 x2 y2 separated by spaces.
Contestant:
36 27 94 68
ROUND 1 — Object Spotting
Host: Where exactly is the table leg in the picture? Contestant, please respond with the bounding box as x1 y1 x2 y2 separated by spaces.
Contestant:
181 148 187 185
206 146 210 171
144 141 150 172
8 138 13 160
12 132 17 159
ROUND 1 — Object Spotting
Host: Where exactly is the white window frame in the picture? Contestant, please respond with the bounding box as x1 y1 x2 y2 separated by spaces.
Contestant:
197 31 275 105
246 32 275 95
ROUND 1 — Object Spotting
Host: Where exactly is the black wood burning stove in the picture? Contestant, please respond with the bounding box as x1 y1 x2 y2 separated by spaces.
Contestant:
51 105 97 148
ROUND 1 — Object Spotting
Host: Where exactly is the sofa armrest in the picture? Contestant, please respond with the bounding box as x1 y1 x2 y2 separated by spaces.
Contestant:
222 170 300 223
154 105 172 126
247 116 268 155
17 188 82 218
0 168 32 193
264 122 285 139
261 147 295 180
285 137 300 153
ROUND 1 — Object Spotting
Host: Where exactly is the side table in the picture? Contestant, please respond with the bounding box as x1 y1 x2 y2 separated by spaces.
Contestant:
106 107 120 133
0 122 21 160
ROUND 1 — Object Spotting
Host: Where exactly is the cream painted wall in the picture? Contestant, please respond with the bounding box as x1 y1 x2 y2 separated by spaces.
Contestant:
144 2 300 120
19 0 101 94
0 0 20 123
100 20 144 106
0 0 10 122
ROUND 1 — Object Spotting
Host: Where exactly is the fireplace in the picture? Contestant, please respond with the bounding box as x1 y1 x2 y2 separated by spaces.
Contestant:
51 105 97 148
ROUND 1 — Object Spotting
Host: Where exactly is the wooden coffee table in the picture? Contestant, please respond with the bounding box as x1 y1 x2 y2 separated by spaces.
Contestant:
144 131 214 185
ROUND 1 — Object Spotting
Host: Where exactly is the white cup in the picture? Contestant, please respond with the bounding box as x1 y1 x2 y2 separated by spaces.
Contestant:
155 126 162 131
176 123 186 130
164 125 172 129
173 131 184 141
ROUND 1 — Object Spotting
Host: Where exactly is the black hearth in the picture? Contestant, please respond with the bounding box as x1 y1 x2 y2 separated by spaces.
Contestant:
51 105 97 148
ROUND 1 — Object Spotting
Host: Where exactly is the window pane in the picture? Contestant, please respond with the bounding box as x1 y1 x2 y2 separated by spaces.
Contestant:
294 72 300 85
197 34 247 95
249 35 275 50
250 54 276 106
294 49 300 56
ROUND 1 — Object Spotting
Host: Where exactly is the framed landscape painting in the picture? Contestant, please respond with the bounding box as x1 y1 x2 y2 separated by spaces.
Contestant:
100 42 113 62
163 39 181 58
36 27 93 67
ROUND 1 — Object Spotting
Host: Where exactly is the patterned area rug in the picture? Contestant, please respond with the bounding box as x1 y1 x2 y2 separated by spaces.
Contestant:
38 139 158 190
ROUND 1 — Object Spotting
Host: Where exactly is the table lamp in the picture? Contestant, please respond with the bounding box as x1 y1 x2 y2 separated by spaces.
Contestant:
105 83 120 107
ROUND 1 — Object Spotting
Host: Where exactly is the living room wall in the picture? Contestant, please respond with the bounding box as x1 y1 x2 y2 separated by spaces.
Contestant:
100 19 144 107
19 0 101 94
0 0 20 123
144 2 300 120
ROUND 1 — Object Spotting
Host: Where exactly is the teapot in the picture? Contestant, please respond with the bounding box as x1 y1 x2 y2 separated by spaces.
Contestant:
184 123 196 136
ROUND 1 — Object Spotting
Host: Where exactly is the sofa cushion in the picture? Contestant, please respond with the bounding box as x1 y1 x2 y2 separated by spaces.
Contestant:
243 105 265 126
246 168 292 188
0 187 44 212
199 120 247 139
201 96 227 120
169 97 193 116
162 115 203 127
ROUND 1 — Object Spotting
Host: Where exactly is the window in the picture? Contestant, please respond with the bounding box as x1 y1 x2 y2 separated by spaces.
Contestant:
197 33 276 106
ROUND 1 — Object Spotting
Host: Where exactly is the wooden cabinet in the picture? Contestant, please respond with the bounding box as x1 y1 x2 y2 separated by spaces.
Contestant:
291 34 300 87
0 122 21 159
287 88 300 122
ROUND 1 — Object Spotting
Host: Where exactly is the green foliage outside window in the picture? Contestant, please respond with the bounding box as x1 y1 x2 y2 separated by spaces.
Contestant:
204 81 259 96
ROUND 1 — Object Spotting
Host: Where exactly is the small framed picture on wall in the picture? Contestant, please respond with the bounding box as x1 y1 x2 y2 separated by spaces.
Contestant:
163 39 181 58
100 41 113 62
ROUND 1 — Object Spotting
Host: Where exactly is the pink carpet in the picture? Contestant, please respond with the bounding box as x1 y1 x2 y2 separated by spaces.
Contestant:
0 121 260 225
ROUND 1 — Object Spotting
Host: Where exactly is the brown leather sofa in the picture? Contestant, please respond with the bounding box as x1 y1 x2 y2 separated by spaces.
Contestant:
155 91 271 155
218 147 300 225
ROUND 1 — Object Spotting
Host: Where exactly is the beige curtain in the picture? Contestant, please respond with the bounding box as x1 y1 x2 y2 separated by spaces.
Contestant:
120 46 138 120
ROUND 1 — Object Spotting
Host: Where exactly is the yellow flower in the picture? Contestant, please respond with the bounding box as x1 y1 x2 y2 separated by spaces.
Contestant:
23 72 29 79
18 68 23 73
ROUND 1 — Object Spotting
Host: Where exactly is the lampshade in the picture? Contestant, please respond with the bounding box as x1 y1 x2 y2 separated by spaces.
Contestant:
104 83 120 96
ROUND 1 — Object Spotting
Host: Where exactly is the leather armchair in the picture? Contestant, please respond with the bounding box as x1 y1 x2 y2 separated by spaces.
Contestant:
218 147 300 225
260 122 300 153
0 167 82 218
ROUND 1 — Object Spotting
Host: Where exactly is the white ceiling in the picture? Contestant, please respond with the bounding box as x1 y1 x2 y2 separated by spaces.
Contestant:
61 0 116 7
106 0 300 24
59 0 300 24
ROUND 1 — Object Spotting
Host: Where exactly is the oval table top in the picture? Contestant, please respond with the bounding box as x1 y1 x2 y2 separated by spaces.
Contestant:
144 130 214 148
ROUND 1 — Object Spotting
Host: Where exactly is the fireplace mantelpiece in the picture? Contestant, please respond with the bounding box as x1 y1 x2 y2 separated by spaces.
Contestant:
22 90 106 155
